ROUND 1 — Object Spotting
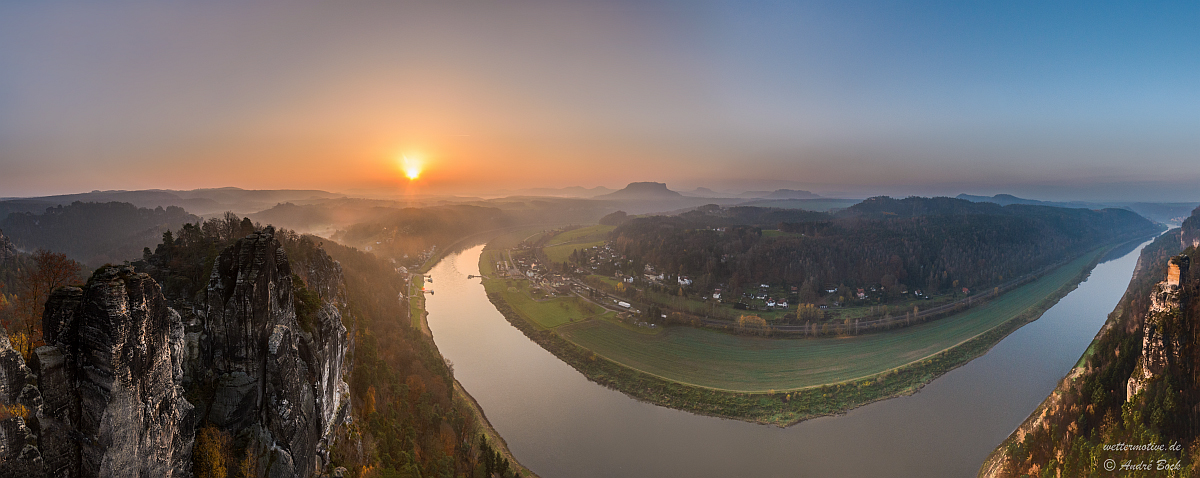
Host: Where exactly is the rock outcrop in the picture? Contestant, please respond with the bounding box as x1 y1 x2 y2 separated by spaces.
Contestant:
1127 255 1190 399
37 265 194 477
194 227 349 478
0 226 350 477
1184 206 1200 250
0 331 44 476
0 228 16 263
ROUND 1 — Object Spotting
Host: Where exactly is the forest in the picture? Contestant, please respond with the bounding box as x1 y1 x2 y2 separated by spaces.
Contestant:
605 197 1159 302
0 201 198 266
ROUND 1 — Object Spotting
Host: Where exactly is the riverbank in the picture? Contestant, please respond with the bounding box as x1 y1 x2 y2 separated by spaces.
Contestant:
482 239 1115 426
412 249 540 478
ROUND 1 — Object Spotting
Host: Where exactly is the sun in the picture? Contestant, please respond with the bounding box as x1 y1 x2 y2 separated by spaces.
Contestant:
401 155 422 180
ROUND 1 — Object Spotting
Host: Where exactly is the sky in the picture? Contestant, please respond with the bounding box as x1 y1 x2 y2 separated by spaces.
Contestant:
1 1 1197 201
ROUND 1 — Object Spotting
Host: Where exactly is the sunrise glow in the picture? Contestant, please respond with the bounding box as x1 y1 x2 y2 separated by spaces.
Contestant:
402 155 422 180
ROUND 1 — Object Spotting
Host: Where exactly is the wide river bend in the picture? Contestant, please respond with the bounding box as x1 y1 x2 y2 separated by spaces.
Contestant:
424 240 1149 477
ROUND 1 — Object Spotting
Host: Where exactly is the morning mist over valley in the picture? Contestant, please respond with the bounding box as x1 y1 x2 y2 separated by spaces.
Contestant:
1 2 1198 477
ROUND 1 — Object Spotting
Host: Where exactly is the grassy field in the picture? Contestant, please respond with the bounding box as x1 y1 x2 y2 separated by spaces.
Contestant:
483 278 604 329
480 244 607 330
761 229 803 238
542 225 614 263
410 276 426 329
545 224 614 246
544 240 605 264
558 248 1104 392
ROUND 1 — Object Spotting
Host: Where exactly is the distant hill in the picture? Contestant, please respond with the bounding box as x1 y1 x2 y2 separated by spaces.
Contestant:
596 182 683 200
0 187 342 218
736 198 860 212
957 193 1200 226
498 186 615 198
247 198 403 236
606 197 1161 299
0 201 199 266
684 187 724 198
954 193 1090 208
764 189 821 199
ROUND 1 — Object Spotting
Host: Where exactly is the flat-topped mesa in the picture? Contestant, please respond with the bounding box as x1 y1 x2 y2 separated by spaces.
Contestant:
36 265 193 478
1127 255 1191 400
198 226 350 478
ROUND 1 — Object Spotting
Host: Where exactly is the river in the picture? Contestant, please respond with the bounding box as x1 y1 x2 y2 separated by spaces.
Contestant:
424 239 1150 477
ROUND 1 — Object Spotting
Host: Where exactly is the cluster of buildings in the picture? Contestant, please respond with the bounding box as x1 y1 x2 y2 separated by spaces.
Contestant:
506 253 572 297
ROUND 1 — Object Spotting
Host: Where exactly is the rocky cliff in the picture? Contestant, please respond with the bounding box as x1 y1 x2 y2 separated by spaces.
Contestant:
1126 255 1190 399
0 228 16 263
0 226 351 477
0 331 44 475
195 227 350 477
36 265 194 477
1184 205 1200 250
980 210 1200 477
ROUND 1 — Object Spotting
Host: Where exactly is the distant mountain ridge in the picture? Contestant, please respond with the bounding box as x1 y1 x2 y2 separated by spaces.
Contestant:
764 189 821 199
496 186 615 198
0 187 342 218
957 193 1200 225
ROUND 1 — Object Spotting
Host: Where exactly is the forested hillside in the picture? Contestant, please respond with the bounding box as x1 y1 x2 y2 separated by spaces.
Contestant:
333 205 513 264
0 201 197 266
607 197 1159 300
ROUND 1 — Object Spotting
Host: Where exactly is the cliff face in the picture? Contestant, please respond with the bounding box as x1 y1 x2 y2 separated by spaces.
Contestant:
0 228 16 263
195 227 350 477
981 211 1200 477
1127 255 1190 399
0 226 351 477
37 266 194 477
0 332 44 476
1184 206 1200 250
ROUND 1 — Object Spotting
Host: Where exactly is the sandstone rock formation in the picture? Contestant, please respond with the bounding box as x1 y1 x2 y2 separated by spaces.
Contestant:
37 266 194 477
0 229 16 264
1127 255 1190 399
0 226 351 477
194 227 350 478
0 331 44 476
1184 206 1200 250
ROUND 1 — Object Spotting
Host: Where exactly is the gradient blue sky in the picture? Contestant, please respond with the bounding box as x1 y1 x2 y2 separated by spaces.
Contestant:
1 1 1197 201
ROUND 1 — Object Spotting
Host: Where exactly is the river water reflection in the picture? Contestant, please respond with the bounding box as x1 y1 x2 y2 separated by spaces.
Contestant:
424 240 1150 477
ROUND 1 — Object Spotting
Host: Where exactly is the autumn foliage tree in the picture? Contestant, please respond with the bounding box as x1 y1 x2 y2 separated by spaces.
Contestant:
194 425 234 478
5 249 81 358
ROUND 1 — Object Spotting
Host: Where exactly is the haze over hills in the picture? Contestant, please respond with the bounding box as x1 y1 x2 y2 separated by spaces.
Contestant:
957 193 1199 226
0 187 344 218
489 186 616 198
